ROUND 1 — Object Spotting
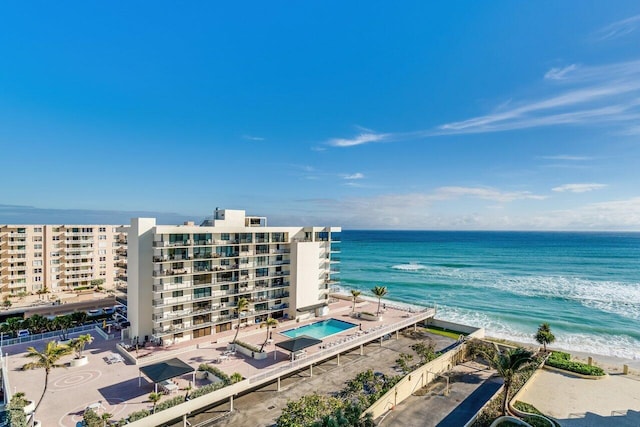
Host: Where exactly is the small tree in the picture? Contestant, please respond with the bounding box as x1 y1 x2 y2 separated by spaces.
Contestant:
395 353 413 375
411 341 437 365
535 322 555 352
259 317 278 352
3 297 11 309
370 286 388 316
148 392 162 413
83 408 102 427
7 392 29 427
350 289 361 313
23 341 72 411
70 333 94 358
485 347 534 416
232 297 249 344
101 412 113 427
53 314 73 340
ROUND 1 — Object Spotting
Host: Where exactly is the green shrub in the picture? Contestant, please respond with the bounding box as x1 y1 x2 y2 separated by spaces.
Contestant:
155 395 185 412
545 357 605 376
126 409 151 422
234 340 263 353
189 381 227 399
198 363 231 384
549 351 570 361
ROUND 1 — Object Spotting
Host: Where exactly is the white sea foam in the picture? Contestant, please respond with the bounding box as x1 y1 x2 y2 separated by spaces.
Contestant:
393 263 640 321
437 305 640 360
391 263 426 271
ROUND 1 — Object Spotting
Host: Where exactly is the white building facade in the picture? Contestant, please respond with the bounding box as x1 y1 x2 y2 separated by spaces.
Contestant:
127 209 340 344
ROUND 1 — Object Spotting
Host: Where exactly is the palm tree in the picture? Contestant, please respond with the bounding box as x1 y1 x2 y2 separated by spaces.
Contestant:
371 286 388 316
70 333 94 358
101 412 113 427
148 392 162 413
22 340 72 411
71 311 88 326
230 372 243 384
6 317 22 337
486 347 534 416
350 290 361 313
534 322 555 352
259 318 279 352
53 315 73 340
232 297 249 344
28 314 48 334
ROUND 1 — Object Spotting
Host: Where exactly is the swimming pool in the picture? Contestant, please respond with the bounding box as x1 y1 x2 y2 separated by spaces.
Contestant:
281 318 358 340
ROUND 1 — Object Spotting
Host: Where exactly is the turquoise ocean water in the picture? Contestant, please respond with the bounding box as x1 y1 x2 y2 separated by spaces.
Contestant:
338 231 640 360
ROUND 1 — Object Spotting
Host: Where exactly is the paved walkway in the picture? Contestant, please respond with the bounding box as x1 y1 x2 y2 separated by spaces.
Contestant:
518 369 640 427
379 361 500 427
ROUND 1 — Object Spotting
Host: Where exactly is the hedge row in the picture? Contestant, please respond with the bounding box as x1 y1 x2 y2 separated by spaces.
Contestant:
546 352 605 376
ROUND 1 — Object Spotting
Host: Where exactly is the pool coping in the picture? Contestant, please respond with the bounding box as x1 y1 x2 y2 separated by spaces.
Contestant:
279 318 359 340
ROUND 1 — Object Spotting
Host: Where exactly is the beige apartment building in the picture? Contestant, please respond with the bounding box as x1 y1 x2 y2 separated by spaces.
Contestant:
0 225 128 296
127 209 340 345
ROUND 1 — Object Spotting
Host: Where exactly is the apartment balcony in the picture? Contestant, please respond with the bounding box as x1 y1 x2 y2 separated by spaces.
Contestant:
64 231 94 237
269 249 290 254
8 239 27 245
8 249 26 255
152 281 192 292
8 232 27 238
8 266 27 272
193 239 213 246
152 267 191 277
153 295 192 307
152 309 192 322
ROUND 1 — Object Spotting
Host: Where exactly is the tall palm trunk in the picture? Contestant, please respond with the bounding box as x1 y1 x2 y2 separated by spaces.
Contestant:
35 368 50 411
502 379 511 416
376 298 382 316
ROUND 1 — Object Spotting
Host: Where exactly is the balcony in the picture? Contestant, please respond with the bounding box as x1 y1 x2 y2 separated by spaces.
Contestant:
152 281 192 292
8 249 26 255
153 295 192 307
153 268 191 277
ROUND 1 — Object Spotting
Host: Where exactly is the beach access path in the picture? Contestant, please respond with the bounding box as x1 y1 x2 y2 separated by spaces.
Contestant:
518 369 640 427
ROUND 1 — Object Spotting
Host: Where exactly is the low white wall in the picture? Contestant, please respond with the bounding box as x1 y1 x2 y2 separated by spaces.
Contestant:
126 379 249 426
426 318 484 337
364 344 466 420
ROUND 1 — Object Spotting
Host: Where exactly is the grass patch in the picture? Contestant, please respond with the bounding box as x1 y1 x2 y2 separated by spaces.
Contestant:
425 325 466 340
514 401 560 427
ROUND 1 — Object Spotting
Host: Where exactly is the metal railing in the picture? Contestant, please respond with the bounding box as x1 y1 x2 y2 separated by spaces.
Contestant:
0 323 99 347
248 308 435 385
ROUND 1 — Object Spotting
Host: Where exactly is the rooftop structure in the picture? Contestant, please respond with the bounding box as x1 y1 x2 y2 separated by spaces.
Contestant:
0 224 127 296
126 209 341 344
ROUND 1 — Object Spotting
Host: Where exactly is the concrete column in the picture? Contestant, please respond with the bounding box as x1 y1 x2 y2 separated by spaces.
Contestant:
380 337 383 347
413 323 417 332
230 395 234 412
310 364 313 378
623 364 629 374
396 330 399 340
360 344 364 356
183 414 188 426
588 356 593 365
337 353 340 366
277 377 281 392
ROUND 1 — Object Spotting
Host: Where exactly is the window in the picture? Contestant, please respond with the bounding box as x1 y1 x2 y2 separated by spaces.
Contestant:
52 236 60 241
34 244 42 250
99 235 107 240
51 267 60 273
34 227 42 232
34 276 42 282
172 304 184 312
100 264 106 269
51 259 60 265
33 236 43 242
99 242 106 248
193 287 212 299
33 268 42 274
99 256 106 262
172 290 184 298
99 249 107 255
33 260 43 267
34 253 42 258
51 252 59 257
99 227 106 232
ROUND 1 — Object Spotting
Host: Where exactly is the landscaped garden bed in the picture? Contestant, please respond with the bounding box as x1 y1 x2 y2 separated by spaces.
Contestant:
544 351 605 377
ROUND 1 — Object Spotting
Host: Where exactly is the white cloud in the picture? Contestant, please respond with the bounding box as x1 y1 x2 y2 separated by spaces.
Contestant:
539 155 592 161
343 173 364 180
328 132 390 147
545 64 579 80
552 183 607 193
432 186 547 202
595 14 640 41
242 135 265 141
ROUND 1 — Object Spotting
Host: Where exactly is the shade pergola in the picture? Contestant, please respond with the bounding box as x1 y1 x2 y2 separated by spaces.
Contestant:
138 357 195 392
276 336 322 359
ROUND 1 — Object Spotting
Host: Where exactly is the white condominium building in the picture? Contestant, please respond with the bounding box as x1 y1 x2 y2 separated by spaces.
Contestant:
127 209 341 344
0 224 128 296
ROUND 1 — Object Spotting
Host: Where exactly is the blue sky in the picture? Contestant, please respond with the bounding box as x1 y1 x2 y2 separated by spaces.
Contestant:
1 2 640 229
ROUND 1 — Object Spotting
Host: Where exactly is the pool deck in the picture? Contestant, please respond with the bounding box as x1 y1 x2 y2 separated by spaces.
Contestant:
3 297 435 426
